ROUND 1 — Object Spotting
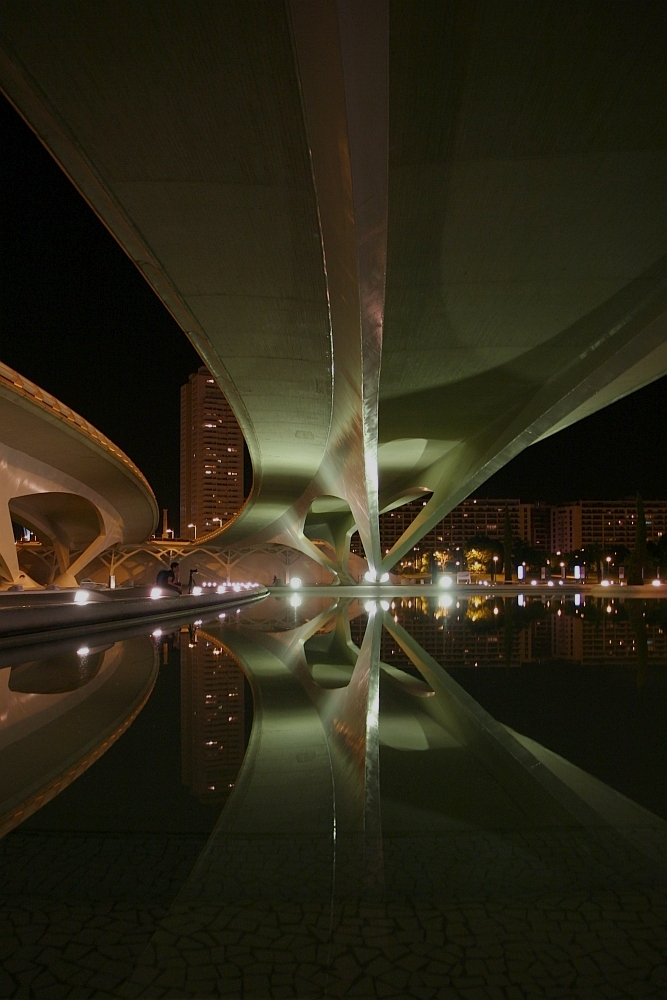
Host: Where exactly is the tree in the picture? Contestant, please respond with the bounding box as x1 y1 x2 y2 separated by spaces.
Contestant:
503 504 513 582
629 492 648 585
464 535 500 575
581 542 603 582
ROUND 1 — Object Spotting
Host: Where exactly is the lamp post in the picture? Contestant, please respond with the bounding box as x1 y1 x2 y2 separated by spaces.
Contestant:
188 523 197 540
606 555 612 579
492 554 498 583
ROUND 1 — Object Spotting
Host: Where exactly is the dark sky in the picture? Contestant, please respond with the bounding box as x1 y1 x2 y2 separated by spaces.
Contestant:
0 96 201 529
2 94 666 517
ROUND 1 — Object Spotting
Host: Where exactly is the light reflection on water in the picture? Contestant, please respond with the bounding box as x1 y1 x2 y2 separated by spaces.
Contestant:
2 594 665 835
0 592 666 997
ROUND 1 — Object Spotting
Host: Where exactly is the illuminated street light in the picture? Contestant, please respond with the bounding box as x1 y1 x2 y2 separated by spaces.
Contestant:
188 522 197 540
289 577 302 590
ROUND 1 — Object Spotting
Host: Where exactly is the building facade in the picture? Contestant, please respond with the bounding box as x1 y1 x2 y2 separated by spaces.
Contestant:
351 496 667 565
180 367 244 539
551 500 667 552
353 498 531 562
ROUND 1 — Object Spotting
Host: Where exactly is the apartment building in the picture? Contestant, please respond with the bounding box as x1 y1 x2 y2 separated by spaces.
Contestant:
551 500 667 552
180 367 244 539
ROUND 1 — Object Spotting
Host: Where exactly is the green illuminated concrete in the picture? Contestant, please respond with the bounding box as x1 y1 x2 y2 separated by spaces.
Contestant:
1 3 666 575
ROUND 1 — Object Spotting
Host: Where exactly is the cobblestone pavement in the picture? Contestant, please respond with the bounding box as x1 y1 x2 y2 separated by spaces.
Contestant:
0 832 205 999
0 834 666 998
124 891 667 1000
119 826 667 999
2 887 666 999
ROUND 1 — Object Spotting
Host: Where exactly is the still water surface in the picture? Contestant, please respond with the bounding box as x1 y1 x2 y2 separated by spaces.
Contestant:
0 592 666 998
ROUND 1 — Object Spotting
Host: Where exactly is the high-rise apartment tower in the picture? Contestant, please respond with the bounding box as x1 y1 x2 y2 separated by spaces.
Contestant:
180 367 244 539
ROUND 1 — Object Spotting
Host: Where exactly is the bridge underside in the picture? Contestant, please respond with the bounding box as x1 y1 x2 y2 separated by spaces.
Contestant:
2 1 666 575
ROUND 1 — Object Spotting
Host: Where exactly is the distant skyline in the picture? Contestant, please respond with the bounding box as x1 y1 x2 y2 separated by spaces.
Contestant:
2 94 667 523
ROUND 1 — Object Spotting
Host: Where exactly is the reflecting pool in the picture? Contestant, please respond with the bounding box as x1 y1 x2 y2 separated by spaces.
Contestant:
0 591 666 998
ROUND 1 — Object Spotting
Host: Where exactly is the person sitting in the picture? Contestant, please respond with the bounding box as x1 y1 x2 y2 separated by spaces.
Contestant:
155 561 181 594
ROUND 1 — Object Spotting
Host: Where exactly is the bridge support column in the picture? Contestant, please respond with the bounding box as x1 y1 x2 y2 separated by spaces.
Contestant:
0 496 39 588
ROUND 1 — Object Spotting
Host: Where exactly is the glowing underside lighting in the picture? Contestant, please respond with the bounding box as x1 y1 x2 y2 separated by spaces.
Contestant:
192 586 203 595
150 587 162 600
77 646 89 656
601 579 610 587
379 572 390 583
652 579 662 586
380 599 390 611
365 600 377 613
152 629 162 638
364 571 376 583
289 578 302 590
74 590 90 605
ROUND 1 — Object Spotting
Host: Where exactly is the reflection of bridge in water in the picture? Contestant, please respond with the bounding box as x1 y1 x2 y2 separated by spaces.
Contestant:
122 593 667 997
0 591 666 996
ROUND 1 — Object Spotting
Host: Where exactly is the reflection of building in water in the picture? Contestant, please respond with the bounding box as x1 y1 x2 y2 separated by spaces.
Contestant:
522 614 667 664
359 600 667 671
180 635 246 804
352 605 523 670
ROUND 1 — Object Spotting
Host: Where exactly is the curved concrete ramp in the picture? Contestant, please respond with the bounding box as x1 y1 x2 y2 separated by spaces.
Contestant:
0 361 158 587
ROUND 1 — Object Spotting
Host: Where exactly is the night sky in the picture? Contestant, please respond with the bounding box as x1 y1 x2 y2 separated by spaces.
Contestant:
2 94 666 519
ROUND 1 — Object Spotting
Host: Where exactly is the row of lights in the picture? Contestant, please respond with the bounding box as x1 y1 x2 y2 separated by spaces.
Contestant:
149 581 260 600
